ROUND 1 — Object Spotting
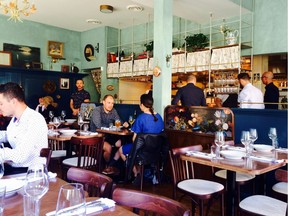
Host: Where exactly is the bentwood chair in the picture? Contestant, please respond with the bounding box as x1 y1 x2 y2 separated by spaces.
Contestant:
62 136 104 179
112 187 190 216
239 195 287 216
169 145 225 216
67 167 113 198
272 169 288 202
40 148 52 168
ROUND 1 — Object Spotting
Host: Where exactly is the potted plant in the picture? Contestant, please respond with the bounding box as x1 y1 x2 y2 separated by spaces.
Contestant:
144 41 153 57
183 33 209 52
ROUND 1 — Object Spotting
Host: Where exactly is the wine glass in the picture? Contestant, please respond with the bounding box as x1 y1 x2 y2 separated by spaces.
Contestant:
268 127 278 148
53 117 61 131
78 114 84 132
214 131 225 158
24 164 49 216
55 183 86 216
49 111 54 123
241 131 252 157
128 115 135 126
249 128 258 144
61 110 66 121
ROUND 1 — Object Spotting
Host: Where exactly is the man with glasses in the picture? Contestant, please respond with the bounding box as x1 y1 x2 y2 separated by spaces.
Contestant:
261 71 279 109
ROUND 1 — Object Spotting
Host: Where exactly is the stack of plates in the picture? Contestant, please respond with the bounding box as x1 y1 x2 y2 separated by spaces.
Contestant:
253 144 274 152
0 178 24 197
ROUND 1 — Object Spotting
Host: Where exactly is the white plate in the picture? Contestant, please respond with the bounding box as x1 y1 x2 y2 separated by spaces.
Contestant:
0 179 24 197
59 129 77 135
65 119 76 124
220 150 245 160
253 144 274 152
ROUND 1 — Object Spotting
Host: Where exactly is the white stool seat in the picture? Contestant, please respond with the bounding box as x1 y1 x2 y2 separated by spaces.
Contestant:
215 169 255 182
272 182 288 195
51 150 76 158
239 195 287 216
62 156 97 167
178 179 224 195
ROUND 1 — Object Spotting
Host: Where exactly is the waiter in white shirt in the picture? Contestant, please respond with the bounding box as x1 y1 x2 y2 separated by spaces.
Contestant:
237 73 265 109
0 82 48 175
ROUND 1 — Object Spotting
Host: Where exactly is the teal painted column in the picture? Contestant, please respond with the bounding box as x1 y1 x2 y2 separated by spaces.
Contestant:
153 0 173 116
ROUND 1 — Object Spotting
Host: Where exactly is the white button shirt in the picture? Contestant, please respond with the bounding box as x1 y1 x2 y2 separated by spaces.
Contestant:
0 107 48 167
238 83 265 109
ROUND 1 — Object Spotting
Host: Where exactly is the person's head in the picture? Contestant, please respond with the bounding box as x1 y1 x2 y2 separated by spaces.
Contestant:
0 82 26 117
237 73 251 88
102 94 114 112
75 79 84 91
140 94 158 121
261 71 274 85
42 96 58 108
187 74 197 84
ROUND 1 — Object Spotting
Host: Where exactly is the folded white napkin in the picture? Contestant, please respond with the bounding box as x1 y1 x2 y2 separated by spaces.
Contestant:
186 151 214 160
48 172 57 179
46 198 115 216
250 156 284 163
100 127 110 130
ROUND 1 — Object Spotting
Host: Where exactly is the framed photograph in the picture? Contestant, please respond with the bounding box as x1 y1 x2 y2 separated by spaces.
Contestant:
48 41 64 58
60 78 70 90
61 65 70 72
31 62 43 70
0 51 12 66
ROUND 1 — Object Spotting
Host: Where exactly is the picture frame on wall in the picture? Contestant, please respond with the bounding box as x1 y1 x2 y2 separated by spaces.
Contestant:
0 51 12 66
48 41 64 59
31 62 43 70
60 78 69 90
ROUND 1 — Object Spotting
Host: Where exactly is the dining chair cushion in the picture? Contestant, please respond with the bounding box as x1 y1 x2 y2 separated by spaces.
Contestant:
272 182 288 195
215 169 255 182
62 157 97 167
51 150 76 158
239 195 287 216
177 179 224 196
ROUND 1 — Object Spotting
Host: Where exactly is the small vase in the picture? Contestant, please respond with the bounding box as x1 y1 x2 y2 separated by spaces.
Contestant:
225 30 239 45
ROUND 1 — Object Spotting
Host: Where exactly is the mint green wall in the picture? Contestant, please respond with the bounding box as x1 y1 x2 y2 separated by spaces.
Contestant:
253 0 287 54
0 15 81 71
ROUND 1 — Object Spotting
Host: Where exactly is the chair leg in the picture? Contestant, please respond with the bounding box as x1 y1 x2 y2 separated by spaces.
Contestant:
199 200 204 216
221 193 225 216
191 200 196 216
140 165 144 191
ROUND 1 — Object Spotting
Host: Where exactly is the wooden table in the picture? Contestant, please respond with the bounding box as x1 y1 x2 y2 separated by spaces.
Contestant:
181 151 287 216
3 175 136 216
96 128 133 136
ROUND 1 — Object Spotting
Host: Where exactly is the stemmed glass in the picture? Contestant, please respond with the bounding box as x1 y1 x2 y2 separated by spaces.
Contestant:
55 183 86 216
268 127 278 149
115 119 121 131
78 114 84 132
128 115 135 126
241 131 252 157
49 111 54 123
214 131 225 158
24 164 49 216
61 110 66 122
249 128 258 154
53 117 61 131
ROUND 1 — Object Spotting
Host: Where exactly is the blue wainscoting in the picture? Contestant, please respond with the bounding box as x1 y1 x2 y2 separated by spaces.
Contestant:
232 108 288 148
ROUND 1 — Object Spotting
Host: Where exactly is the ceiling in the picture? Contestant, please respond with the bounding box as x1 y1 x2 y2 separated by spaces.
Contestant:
1 0 250 32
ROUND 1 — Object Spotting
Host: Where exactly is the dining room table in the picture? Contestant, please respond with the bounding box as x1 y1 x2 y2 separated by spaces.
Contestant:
2 173 137 216
180 145 287 216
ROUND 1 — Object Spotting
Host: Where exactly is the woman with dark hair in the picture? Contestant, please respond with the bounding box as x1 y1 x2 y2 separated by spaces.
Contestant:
102 94 164 178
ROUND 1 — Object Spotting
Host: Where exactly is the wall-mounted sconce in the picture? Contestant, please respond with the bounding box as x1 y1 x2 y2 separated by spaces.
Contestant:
95 43 99 53
166 54 172 67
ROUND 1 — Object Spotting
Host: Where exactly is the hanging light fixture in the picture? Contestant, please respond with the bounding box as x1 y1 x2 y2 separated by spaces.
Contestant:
0 0 36 22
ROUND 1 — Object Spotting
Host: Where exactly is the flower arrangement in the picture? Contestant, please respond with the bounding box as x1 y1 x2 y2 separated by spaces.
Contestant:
220 24 232 36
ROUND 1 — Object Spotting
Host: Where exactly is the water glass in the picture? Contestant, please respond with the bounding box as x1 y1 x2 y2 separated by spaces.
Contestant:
0 185 5 216
241 131 252 157
214 131 225 158
23 193 40 216
249 128 258 144
268 127 278 148
56 183 86 216
210 145 218 159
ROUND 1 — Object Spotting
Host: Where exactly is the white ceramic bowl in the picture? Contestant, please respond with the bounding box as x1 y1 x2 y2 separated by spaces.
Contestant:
65 119 76 124
220 150 245 160
253 144 274 152
59 129 77 136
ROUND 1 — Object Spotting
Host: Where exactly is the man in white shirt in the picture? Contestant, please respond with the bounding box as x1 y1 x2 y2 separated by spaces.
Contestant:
0 82 48 175
237 73 265 109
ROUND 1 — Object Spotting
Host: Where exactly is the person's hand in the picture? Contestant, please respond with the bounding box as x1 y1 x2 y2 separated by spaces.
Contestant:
72 108 79 116
123 121 129 128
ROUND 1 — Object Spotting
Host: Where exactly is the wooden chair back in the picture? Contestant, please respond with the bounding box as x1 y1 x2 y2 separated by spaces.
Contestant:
40 147 52 168
112 188 190 216
169 145 203 199
70 136 104 172
67 167 113 198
